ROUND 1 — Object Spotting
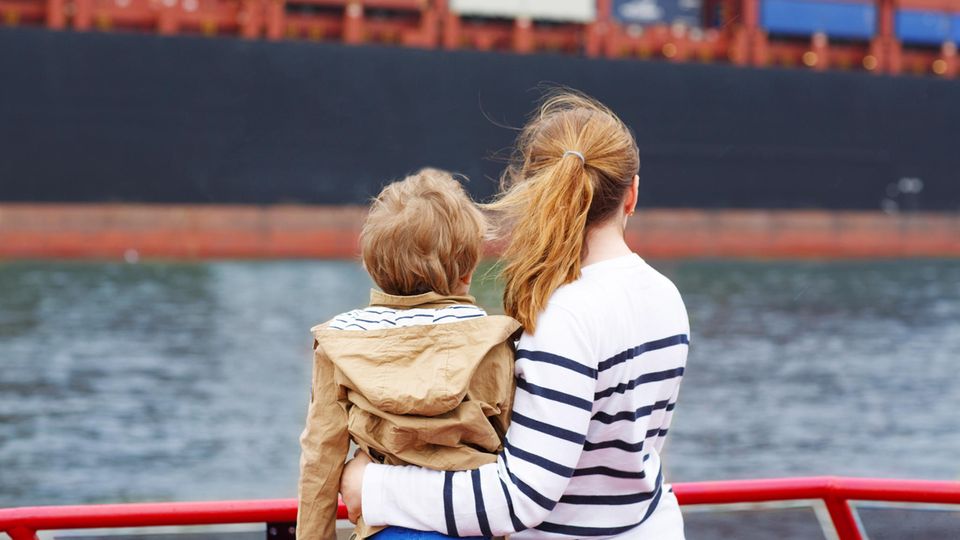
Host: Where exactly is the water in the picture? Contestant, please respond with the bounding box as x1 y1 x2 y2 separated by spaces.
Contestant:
1 259 959 507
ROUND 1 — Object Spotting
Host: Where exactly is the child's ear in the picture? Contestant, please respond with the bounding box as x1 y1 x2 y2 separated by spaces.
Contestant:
455 273 473 295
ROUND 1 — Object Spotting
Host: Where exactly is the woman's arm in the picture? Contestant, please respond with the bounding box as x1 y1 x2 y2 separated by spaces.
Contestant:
356 305 597 536
297 341 350 540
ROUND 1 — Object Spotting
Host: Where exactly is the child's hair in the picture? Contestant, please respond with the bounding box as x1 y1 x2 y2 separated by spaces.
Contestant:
361 168 486 297
485 90 640 333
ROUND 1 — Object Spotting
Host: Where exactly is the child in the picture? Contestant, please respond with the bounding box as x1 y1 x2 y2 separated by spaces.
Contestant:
297 168 520 540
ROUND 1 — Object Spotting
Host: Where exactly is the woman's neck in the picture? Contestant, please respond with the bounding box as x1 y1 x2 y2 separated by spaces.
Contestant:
581 218 633 267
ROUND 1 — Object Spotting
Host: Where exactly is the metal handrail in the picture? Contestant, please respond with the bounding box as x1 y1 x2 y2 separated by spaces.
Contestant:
675 476 960 539
2 477 959 540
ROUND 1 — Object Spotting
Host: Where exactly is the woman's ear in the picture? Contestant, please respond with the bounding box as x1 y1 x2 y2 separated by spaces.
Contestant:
625 174 640 215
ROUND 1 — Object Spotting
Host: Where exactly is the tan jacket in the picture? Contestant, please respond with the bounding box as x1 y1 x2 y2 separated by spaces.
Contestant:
297 290 521 540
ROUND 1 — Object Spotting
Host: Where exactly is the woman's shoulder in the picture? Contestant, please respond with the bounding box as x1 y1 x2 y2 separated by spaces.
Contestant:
546 277 603 314
546 255 649 307
546 257 686 325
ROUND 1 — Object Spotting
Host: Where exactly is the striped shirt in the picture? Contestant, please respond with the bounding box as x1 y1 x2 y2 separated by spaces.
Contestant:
328 304 487 331
362 253 690 539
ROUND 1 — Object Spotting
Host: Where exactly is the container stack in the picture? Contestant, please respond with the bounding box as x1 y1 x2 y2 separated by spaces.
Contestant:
0 0 48 26
440 0 600 55
602 0 728 62
70 0 262 36
0 0 957 77
268 0 439 46
755 0 877 70
890 0 959 76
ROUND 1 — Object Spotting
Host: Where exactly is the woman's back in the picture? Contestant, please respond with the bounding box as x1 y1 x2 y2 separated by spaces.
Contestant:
520 253 688 537
341 91 690 539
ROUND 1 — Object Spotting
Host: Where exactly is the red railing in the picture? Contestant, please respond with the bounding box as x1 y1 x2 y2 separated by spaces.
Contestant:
2 477 959 540
677 476 960 539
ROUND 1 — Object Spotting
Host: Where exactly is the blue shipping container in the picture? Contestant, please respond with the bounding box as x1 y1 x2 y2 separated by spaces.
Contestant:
761 0 875 40
896 10 952 45
953 14 960 43
612 0 702 27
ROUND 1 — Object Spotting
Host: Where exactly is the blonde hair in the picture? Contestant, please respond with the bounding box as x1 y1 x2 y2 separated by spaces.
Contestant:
486 91 640 333
361 168 486 297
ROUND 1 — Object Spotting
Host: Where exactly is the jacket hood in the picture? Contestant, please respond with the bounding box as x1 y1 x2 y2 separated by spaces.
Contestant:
313 315 520 417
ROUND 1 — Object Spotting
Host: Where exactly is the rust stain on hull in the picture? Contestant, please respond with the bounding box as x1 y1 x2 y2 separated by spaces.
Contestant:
1 204 959 260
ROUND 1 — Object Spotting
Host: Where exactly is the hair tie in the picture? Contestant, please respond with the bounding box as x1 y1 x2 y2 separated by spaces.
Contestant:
562 150 585 164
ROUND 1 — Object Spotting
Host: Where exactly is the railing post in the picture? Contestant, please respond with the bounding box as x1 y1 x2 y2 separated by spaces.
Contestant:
823 496 862 540
8 526 40 540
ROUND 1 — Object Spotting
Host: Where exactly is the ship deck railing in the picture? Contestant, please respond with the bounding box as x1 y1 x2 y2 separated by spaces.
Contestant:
2 476 960 540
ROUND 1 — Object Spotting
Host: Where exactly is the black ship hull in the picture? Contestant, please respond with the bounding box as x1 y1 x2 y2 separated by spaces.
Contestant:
2 27 959 212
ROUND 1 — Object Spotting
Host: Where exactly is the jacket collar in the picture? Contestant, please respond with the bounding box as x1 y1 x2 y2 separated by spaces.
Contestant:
369 289 477 309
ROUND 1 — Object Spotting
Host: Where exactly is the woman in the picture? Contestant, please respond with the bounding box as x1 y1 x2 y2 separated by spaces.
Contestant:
342 91 690 539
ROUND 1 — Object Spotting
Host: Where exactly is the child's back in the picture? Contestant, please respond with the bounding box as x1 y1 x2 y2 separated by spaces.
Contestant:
297 169 520 540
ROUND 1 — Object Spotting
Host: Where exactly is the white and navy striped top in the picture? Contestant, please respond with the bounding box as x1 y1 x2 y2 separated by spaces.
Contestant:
362 253 690 539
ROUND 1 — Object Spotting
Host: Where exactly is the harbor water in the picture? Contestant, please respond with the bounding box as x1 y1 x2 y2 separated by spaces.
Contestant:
1 259 959 506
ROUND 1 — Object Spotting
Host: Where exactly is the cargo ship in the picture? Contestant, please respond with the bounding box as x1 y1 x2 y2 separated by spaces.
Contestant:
2 3 960 537
1 0 959 258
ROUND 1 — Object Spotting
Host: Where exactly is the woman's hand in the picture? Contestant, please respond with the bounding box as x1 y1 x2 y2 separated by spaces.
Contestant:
340 451 373 523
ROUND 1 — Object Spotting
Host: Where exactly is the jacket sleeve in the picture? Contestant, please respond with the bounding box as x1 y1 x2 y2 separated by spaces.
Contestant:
297 340 350 540
360 305 597 536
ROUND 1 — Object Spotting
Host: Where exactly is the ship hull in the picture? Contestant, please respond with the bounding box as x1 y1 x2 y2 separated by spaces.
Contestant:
2 27 959 211
3 28 959 259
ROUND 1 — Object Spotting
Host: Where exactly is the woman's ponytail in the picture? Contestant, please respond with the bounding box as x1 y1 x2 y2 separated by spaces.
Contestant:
486 91 639 333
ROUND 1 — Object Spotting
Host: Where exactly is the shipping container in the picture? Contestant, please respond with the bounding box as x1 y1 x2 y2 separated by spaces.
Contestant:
73 0 165 32
449 0 595 23
760 0 876 39
166 0 261 38
0 0 47 25
896 9 952 45
611 0 703 28
268 0 437 47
